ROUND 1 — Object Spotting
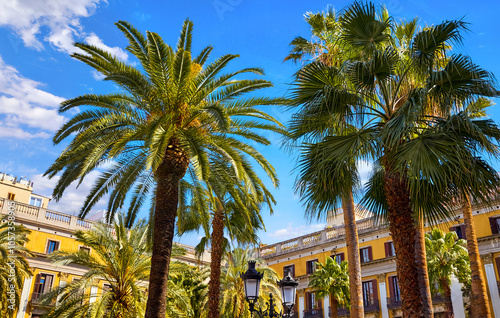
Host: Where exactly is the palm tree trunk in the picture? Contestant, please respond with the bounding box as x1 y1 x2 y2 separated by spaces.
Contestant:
415 218 433 318
440 278 454 318
208 206 225 318
462 195 491 318
331 297 339 318
342 191 363 318
383 164 424 318
144 141 190 318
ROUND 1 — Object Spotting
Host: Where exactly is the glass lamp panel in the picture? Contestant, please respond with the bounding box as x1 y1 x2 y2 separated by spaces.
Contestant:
244 279 260 300
282 286 296 305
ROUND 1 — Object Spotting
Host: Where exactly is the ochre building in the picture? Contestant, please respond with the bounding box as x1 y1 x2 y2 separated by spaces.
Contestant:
0 172 210 318
260 205 500 318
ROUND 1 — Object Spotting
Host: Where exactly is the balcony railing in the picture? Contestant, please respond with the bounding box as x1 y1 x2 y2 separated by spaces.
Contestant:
386 297 402 309
304 309 323 318
364 300 380 312
30 292 55 307
432 294 446 304
336 306 350 316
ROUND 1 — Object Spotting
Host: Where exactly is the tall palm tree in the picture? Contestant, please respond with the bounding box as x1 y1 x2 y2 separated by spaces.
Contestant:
308 257 350 318
286 8 364 317
41 214 151 318
0 216 33 318
45 20 284 318
289 2 498 317
398 99 500 317
177 158 276 318
220 248 280 318
425 229 470 318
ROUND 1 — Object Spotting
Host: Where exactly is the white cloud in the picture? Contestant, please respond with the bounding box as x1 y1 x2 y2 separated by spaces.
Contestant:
268 222 326 240
0 56 66 138
84 33 128 61
31 170 108 216
0 0 128 62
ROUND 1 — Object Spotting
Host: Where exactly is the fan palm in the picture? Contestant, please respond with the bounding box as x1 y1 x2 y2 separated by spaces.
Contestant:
425 229 470 318
220 248 280 318
45 19 284 318
397 98 500 317
308 257 350 318
289 2 498 317
40 214 151 318
286 8 364 317
177 158 276 318
0 216 33 318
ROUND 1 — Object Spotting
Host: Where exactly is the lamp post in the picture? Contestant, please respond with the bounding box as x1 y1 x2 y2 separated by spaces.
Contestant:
241 260 299 318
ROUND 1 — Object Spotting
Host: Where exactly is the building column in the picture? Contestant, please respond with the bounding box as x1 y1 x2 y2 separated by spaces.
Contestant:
323 295 329 318
482 254 500 318
16 277 32 318
377 274 389 318
450 275 465 318
298 289 305 318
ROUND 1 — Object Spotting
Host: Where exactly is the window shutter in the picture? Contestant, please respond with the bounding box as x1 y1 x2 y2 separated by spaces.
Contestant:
372 279 379 302
306 292 311 309
44 275 53 293
292 265 295 278
384 242 390 257
490 217 499 234
340 253 345 262
33 274 41 294
368 246 373 261
317 293 322 308
495 257 500 274
388 276 395 299
460 225 467 240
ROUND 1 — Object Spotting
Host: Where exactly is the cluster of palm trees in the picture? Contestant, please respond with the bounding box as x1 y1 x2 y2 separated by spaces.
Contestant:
34 1 500 318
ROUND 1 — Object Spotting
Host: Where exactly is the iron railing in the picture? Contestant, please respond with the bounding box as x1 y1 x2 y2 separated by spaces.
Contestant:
304 309 323 318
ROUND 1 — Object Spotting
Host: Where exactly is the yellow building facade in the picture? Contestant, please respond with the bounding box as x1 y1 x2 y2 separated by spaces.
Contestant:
0 173 210 318
260 205 500 318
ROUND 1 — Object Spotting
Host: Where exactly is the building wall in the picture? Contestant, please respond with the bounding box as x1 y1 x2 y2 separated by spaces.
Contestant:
262 203 500 318
0 173 210 318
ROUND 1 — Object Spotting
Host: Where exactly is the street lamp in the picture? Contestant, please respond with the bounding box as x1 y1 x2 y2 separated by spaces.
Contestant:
241 260 299 318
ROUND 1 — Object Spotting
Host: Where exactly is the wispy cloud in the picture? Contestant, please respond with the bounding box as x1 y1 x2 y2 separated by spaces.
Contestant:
268 222 326 240
0 56 66 138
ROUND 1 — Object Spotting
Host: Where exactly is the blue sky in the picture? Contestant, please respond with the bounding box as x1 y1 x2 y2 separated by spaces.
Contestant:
0 0 499 247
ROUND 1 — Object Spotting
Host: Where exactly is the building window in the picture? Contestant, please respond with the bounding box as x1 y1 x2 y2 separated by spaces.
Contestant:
450 225 466 240
283 264 295 278
33 273 54 297
7 193 15 201
79 246 91 255
490 216 500 235
46 240 60 254
102 284 112 293
331 253 345 264
306 259 318 274
30 196 43 207
360 247 372 263
384 242 395 257
388 276 401 302
306 292 321 310
362 280 377 306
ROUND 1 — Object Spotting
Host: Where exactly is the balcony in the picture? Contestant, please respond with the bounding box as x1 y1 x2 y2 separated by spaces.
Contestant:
386 297 402 309
304 309 323 318
432 294 446 304
30 292 55 307
335 306 350 317
364 300 380 312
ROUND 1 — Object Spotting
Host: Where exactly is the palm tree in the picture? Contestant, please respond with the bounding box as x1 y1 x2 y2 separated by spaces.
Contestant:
308 257 350 318
425 229 470 318
286 8 364 317
178 159 276 318
399 99 500 317
166 263 209 318
289 2 498 317
220 248 280 318
45 20 284 318
40 215 151 318
0 216 33 317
